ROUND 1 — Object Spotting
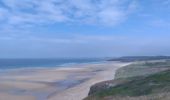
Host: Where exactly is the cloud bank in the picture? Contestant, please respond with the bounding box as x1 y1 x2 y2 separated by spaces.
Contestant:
0 0 137 27
1 34 170 58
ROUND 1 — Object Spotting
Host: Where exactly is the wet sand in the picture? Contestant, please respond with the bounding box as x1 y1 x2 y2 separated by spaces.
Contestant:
0 62 129 100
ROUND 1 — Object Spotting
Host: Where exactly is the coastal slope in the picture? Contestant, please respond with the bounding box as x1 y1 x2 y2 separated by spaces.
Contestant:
85 59 170 100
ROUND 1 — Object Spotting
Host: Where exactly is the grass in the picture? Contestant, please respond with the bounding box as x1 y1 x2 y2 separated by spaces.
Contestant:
85 70 170 99
85 93 170 100
115 60 170 79
84 60 170 100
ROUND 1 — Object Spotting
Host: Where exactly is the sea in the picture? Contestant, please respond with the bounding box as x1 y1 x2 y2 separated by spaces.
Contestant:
0 58 106 71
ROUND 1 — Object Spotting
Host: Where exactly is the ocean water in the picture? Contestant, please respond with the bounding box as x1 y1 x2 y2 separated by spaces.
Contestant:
0 58 105 70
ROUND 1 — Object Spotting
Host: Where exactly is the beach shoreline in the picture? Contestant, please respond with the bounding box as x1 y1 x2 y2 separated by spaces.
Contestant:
0 61 130 100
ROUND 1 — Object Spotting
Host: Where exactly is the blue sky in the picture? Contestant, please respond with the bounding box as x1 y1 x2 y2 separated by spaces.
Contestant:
0 0 170 58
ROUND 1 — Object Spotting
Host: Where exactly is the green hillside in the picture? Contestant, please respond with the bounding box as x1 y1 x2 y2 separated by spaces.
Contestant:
84 60 170 100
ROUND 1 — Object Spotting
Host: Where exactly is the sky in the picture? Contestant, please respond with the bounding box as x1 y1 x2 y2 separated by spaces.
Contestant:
0 0 170 58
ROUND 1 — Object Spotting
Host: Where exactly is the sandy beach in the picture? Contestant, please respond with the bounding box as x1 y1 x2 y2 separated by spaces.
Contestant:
0 62 129 100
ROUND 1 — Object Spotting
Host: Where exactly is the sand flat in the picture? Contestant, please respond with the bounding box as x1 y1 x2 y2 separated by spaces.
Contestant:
48 62 129 100
0 62 129 100
0 93 36 100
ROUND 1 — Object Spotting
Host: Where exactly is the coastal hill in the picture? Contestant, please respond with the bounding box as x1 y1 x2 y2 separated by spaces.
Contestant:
84 56 170 100
108 56 170 62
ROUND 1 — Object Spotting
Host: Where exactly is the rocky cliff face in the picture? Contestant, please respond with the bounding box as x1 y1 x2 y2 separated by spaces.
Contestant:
88 79 129 96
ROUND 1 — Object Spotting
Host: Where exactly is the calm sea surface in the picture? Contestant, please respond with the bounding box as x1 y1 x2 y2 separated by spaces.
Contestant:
0 58 105 70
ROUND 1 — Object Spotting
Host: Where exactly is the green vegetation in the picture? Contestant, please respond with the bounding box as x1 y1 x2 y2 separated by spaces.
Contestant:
95 70 170 97
85 70 170 100
115 60 170 79
85 60 170 100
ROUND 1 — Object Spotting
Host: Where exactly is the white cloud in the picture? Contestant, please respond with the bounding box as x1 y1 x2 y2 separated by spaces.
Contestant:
0 0 137 27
